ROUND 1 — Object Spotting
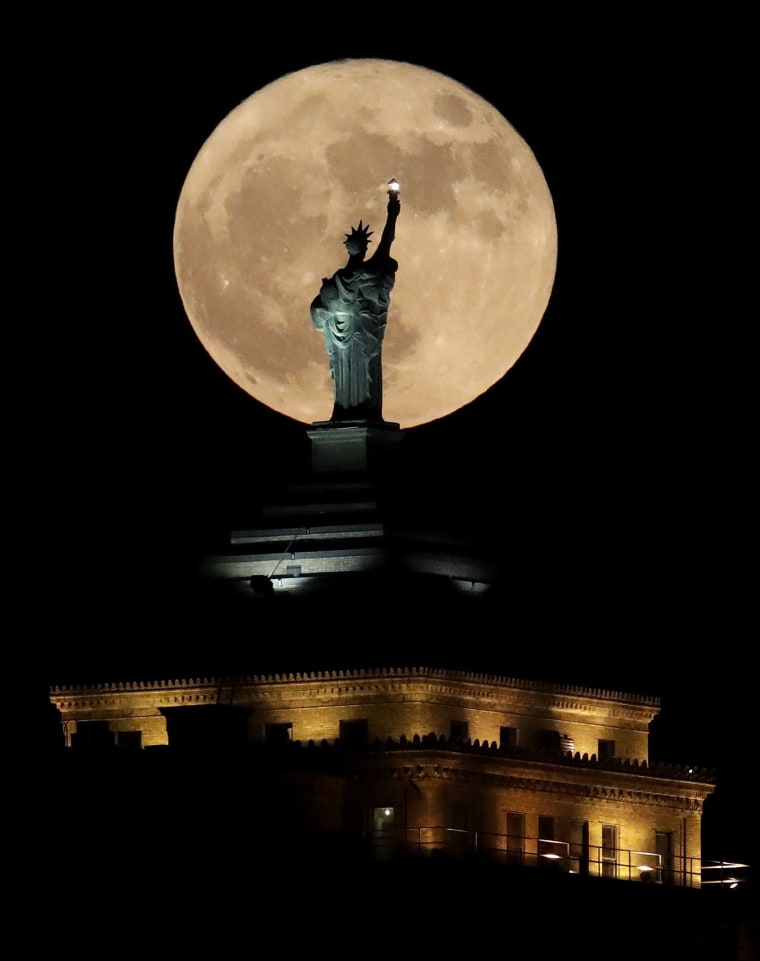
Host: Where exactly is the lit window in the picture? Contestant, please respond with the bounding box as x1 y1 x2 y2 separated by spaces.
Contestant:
602 824 618 878
372 806 395 832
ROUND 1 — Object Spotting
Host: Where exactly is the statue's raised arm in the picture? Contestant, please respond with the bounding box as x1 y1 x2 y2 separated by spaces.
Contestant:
373 192 400 261
311 183 401 423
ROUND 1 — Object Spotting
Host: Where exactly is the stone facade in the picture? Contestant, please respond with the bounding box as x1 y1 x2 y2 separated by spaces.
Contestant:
49 666 714 887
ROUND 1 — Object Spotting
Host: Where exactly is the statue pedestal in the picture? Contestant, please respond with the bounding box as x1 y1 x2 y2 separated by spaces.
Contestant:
307 421 402 475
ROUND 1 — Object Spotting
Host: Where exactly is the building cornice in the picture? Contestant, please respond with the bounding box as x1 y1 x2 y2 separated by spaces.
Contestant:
271 735 715 804
49 665 661 715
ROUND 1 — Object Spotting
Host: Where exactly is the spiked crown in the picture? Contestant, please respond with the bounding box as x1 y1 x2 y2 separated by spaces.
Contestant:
344 220 373 255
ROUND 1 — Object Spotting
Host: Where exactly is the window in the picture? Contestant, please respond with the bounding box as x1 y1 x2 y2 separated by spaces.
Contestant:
506 812 525 865
114 731 142 751
538 815 561 860
569 820 589 875
598 739 615 760
449 720 469 743
339 718 368 747
602 824 618 878
265 722 293 747
655 830 673 884
372 806 395 832
539 815 555 841
446 802 469 852
537 729 561 754
72 720 113 751
371 807 395 859
447 802 468 831
539 816 574 865
500 726 518 749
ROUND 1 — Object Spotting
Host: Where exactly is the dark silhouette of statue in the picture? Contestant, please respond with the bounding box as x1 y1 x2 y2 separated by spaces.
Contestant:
311 186 400 422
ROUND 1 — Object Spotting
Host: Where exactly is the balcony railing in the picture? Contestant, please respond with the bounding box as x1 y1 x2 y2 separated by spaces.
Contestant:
367 828 751 891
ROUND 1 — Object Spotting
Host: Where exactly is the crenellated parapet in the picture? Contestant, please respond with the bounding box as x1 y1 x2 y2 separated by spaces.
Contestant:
49 665 660 710
351 732 715 783
49 665 664 760
248 731 714 790
50 667 660 708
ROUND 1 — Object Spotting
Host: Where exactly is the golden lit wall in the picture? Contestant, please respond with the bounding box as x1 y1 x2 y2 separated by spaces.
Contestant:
49 669 710 886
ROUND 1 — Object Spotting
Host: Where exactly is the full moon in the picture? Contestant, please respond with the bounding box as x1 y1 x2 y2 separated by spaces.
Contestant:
173 59 557 428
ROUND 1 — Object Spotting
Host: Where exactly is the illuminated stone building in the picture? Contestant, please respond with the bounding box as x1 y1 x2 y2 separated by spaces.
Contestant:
49 665 713 889
48 426 717 891
47 427 756 959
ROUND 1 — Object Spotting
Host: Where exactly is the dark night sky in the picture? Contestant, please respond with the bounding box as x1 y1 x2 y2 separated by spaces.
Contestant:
34 16 753 868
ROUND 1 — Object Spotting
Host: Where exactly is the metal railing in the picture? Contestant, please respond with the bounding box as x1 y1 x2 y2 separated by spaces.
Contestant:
367 828 750 890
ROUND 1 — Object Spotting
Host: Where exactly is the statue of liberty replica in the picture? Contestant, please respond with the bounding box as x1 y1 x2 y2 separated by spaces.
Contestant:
311 182 400 422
